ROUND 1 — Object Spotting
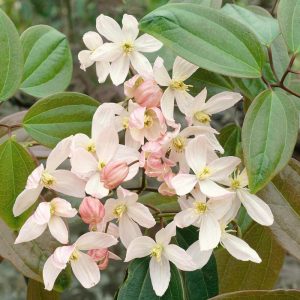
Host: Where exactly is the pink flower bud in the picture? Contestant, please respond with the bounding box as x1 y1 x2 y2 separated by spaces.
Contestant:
134 79 162 108
124 75 142 98
88 248 109 270
79 197 105 225
100 161 129 190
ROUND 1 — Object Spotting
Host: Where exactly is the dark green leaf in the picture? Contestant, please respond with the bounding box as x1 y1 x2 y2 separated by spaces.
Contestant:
23 92 99 148
169 0 222 9
27 279 60 300
140 4 265 78
242 89 299 193
218 124 241 157
139 192 179 212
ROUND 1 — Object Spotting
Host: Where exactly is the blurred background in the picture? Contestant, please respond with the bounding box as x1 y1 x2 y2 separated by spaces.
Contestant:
0 0 299 299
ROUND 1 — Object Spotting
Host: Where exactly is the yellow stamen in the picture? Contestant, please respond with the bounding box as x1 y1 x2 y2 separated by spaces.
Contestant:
122 42 134 54
50 203 56 215
171 136 186 153
98 161 106 171
86 141 96 153
194 111 211 124
151 244 163 262
122 117 129 129
144 111 154 128
231 179 241 190
69 250 80 262
113 204 127 218
194 201 208 214
197 167 211 180
170 80 192 91
41 171 55 188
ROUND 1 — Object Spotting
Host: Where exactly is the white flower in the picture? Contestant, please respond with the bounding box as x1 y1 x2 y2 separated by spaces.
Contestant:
153 56 198 124
125 222 196 296
91 14 162 86
104 187 156 248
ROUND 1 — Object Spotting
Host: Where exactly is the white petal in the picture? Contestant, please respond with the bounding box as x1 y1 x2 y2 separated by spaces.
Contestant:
119 214 142 248
187 241 213 269
135 34 163 52
237 189 274 226
76 232 118 250
221 233 261 263
78 50 93 71
96 14 123 42
43 256 63 291
71 251 100 288
149 256 170 297
160 88 175 123
208 157 241 182
122 14 139 40
51 170 86 198
96 61 110 83
207 195 233 220
173 56 198 81
51 198 77 218
125 236 155 262
110 55 130 86
130 51 152 75
153 57 171 86
164 244 196 271
172 174 197 196
25 164 44 189
83 31 103 51
155 221 176 246
199 214 221 251
85 174 109 198
200 179 232 198
127 203 156 228
33 202 51 225
175 90 193 114
174 208 199 228
48 216 69 244
90 43 122 61
193 88 207 109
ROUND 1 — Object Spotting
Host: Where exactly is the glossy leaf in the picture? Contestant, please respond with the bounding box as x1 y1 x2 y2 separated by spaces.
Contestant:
27 279 60 300
169 0 222 8
0 8 23 101
258 159 300 261
278 0 300 54
0 139 35 229
221 4 280 46
116 257 184 299
140 4 265 78
215 223 285 293
139 192 179 212
20 25 73 97
218 124 241 157
23 92 99 148
242 89 299 193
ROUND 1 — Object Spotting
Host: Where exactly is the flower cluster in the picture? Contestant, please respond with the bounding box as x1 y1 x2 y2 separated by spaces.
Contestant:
13 13 274 296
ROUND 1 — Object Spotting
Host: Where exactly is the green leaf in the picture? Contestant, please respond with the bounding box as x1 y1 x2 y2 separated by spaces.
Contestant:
242 89 299 193
221 4 280 46
278 0 300 54
23 92 99 148
20 25 73 98
176 227 219 300
116 257 184 299
218 124 241 157
0 139 35 229
169 0 222 9
27 279 60 300
140 4 265 78
139 192 179 212
258 159 300 261
215 223 285 293
0 8 23 101
210 289 300 299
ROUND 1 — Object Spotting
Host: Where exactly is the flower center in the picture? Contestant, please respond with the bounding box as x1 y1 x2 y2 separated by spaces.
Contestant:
41 171 55 188
122 117 129 129
122 42 134 54
171 136 186 153
231 179 241 190
150 244 163 262
86 141 96 153
170 80 191 91
144 111 154 128
69 250 80 262
197 167 211 180
194 111 211 124
113 204 127 218
194 201 207 214
50 203 56 215
98 161 106 171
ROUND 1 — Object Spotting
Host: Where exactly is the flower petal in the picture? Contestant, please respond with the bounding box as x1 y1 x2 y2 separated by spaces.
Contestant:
173 56 198 81
86 174 109 198
76 232 118 250
130 51 152 76
90 42 122 61
43 255 63 291
83 31 103 50
127 203 156 228
160 88 175 123
48 216 69 244
119 214 142 248
135 34 163 52
51 197 77 218
187 241 213 269
200 179 232 198
172 174 197 196
33 202 51 224
124 236 155 262
78 50 93 71
96 14 123 43
96 61 110 83
207 195 233 220
199 214 221 251
122 14 139 40
153 57 171 86
174 208 199 228
155 221 176 246
110 55 130 86
175 90 193 114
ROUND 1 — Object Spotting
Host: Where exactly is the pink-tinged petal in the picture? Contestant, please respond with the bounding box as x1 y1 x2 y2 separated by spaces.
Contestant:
76 232 118 250
96 14 123 43
208 157 241 182
116 186 135 200
135 34 163 52
122 14 139 40
237 189 274 226
164 244 196 271
119 214 142 248
175 90 193 114
193 88 207 109
110 55 130 86
48 216 69 244
200 179 232 198
204 92 242 115
51 170 86 198
90 42 122 61
160 88 175 123
43 255 63 291
129 106 147 129
71 133 91 151
108 251 122 261
104 198 119 222
153 57 171 86
155 221 176 246
13 185 43 217
46 136 73 172
78 50 93 71
127 203 156 228
33 202 51 225
15 216 47 244
51 198 77 218
191 187 207 202
125 129 141 150
172 174 197 196
25 164 44 189
124 236 155 262
173 56 198 81
52 245 75 268
207 195 233 220
130 51 152 75
174 208 199 228
106 223 119 238
187 241 213 270
83 31 103 51
86 174 109 199
149 256 170 297
128 127 145 145
221 232 261 263
71 251 100 288
199 214 221 251
96 61 110 83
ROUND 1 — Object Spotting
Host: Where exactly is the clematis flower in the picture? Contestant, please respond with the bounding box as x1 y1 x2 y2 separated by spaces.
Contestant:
88 248 121 270
153 56 198 124
158 172 176 196
104 187 156 248
172 135 240 197
43 232 118 290
78 31 110 83
175 188 233 251
91 14 162 85
184 88 242 126
125 222 196 296
221 169 274 226
13 137 86 217
15 198 77 244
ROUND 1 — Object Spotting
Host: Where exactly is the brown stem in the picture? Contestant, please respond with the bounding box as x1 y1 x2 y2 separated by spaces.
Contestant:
271 0 279 16
267 48 279 82
144 203 161 214
261 75 271 89
280 54 297 86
